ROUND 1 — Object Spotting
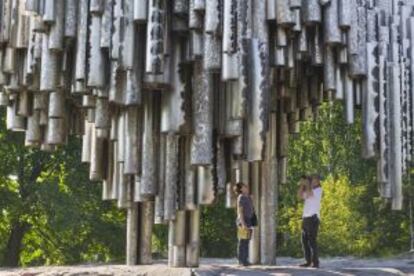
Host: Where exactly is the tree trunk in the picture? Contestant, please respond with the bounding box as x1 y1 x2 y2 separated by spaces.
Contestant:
3 221 29 267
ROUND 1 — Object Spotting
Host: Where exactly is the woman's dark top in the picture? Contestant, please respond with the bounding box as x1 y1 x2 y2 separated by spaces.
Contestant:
237 194 254 227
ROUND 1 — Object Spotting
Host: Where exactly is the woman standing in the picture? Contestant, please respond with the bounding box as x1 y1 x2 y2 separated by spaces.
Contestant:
234 182 254 266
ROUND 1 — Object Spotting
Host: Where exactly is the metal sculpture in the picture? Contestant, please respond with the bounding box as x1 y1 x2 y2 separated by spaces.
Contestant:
0 0 413 267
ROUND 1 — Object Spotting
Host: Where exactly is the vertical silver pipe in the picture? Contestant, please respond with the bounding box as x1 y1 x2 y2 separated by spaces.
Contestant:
275 0 293 26
103 141 115 200
377 29 389 195
64 0 77 39
43 0 55 24
95 97 110 129
164 133 179 220
48 0 64 51
139 201 154 264
248 163 260 264
111 143 120 200
126 202 139 265
172 210 186 267
303 0 321 25
1 0 12 43
335 67 344 100
311 25 323 66
134 0 147 22
197 166 215 205
154 134 166 224
122 0 135 70
191 63 213 165
88 15 105 87
216 140 227 194
26 110 41 144
246 39 268 162
74 0 89 85
167 220 176 266
145 0 165 74
82 121 93 163
361 42 379 159
338 0 352 29
323 46 336 92
46 118 66 145
185 138 197 210
49 90 65 118
204 0 220 34
344 70 355 124
193 0 205 11
222 0 237 80
100 0 113 48
40 33 58 91
349 5 367 78
124 106 139 175
161 40 186 133
117 164 128 208
389 23 403 210
260 113 277 265
90 126 104 181
186 209 200 267
111 0 122 60
140 93 160 197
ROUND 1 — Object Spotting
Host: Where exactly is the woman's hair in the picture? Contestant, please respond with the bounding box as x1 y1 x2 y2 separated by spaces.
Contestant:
233 182 246 195
299 175 310 184
300 175 308 181
311 174 321 185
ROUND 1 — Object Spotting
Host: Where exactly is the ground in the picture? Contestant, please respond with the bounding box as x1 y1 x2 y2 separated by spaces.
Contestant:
197 256 414 275
0 256 413 276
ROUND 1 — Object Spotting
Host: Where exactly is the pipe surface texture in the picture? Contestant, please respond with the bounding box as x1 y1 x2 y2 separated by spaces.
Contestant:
0 0 412 267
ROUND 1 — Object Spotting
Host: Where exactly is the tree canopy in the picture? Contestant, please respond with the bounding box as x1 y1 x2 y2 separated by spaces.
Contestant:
0 112 125 266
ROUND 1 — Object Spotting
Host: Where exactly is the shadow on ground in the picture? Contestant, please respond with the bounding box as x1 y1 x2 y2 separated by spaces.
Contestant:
194 257 414 276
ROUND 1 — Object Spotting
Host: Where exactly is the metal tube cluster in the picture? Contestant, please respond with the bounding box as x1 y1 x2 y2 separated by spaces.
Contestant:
0 0 413 267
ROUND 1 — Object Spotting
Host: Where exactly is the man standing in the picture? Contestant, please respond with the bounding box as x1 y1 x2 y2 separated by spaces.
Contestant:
297 175 322 268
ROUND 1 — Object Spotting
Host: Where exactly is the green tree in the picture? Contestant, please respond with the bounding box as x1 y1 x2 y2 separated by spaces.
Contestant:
0 115 125 266
279 174 373 257
278 103 411 257
199 196 237 258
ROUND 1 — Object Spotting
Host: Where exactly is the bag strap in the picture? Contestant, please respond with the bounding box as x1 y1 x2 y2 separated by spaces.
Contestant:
249 195 256 213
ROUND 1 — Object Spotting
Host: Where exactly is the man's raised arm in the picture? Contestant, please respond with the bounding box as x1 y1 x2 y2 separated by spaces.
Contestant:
297 184 305 200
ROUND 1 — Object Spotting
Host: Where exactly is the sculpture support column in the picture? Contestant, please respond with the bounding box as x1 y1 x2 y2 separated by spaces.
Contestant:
186 209 200 267
172 210 186 267
249 162 260 265
138 201 154 264
260 113 277 265
126 202 139 265
389 23 403 210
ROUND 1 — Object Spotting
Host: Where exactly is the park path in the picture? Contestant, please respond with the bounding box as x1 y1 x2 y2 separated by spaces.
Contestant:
0 257 413 276
195 257 414 275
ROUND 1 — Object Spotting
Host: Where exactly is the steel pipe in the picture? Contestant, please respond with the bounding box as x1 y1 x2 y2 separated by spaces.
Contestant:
1 0 413 267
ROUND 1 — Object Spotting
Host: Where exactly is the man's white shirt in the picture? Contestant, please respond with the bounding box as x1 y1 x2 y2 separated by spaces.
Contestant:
302 187 322 219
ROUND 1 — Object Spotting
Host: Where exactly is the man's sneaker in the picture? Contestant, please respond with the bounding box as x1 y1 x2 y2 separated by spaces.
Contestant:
299 263 311 267
311 263 319 268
